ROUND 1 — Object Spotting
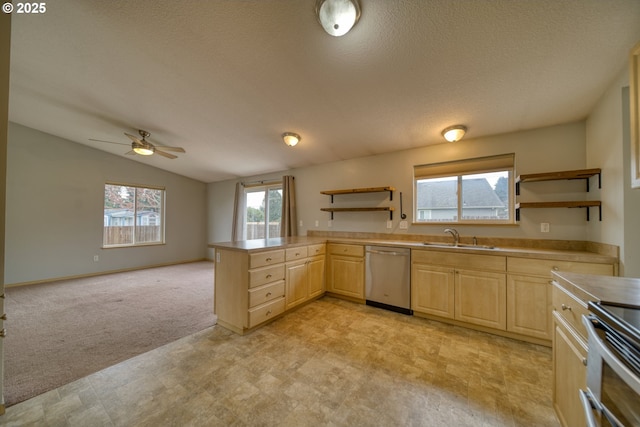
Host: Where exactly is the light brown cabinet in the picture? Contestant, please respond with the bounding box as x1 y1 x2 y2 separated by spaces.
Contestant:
455 269 506 330
285 244 326 310
215 244 325 335
411 250 507 330
411 264 455 319
551 281 588 427
506 256 614 343
326 243 365 301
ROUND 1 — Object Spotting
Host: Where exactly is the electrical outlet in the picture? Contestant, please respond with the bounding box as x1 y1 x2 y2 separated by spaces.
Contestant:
386 220 392 229
315 220 319 227
299 220 303 227
328 220 333 228
399 220 408 229
541 223 550 233
93 255 99 262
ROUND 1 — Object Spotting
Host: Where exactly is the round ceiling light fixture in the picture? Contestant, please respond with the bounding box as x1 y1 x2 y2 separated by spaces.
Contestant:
441 125 467 142
282 132 301 147
315 0 361 37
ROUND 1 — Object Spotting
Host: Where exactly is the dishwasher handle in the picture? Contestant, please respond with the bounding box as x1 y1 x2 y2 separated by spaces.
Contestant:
366 249 407 256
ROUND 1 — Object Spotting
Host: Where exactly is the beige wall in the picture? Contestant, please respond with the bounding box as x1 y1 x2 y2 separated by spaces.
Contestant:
208 121 590 255
5 123 208 285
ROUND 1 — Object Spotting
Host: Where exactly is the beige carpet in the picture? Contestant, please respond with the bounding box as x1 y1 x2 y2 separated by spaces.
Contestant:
4 261 216 406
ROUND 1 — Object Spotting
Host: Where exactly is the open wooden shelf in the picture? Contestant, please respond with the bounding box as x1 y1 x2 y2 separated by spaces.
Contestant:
321 207 395 220
515 201 601 221
516 168 601 194
321 186 395 219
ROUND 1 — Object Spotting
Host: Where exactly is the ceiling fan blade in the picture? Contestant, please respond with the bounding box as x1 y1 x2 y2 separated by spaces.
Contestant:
125 133 143 144
89 138 130 146
156 146 185 153
154 150 177 159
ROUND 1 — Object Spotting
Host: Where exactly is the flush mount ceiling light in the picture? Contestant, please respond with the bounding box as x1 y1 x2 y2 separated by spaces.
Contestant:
441 125 467 142
315 0 361 37
282 132 301 147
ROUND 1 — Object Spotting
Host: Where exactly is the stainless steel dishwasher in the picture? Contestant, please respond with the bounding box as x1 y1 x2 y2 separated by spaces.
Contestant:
365 245 412 315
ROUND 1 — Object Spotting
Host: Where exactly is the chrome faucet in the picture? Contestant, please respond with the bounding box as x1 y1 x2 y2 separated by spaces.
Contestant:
444 228 459 246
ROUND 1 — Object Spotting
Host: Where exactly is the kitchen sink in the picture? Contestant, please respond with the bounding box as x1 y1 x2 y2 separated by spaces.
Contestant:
422 242 496 250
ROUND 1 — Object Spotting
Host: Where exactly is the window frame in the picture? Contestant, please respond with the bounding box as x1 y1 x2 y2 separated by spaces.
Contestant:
103 182 166 248
413 154 515 225
243 181 283 240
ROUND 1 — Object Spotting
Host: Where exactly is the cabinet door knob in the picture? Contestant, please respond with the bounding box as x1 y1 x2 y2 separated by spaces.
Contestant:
582 358 588 366
552 266 559 271
266 257 272 262
266 310 272 316
266 274 272 279
266 292 272 297
561 304 572 311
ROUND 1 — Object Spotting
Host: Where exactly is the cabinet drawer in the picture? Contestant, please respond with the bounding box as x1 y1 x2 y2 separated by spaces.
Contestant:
286 246 308 261
248 297 285 328
307 243 326 256
249 250 285 269
552 282 589 340
508 257 613 277
248 280 285 308
412 250 506 272
249 264 285 289
328 243 364 257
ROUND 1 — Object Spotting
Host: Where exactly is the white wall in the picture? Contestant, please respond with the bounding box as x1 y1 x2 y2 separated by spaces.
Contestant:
5 123 208 285
587 64 640 277
208 121 590 253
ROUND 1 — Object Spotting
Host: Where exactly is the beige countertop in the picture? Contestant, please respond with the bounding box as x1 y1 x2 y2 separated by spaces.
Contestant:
552 271 640 307
209 236 617 265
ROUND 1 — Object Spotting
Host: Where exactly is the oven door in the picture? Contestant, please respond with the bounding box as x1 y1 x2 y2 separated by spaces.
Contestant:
582 315 640 427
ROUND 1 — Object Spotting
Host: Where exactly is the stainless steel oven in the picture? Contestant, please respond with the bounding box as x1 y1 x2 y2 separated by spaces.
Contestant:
581 302 640 427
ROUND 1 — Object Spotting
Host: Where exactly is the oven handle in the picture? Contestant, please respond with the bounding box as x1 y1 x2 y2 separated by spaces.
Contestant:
578 389 599 427
583 315 640 395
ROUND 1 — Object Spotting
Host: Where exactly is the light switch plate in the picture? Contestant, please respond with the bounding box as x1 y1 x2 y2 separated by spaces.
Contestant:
541 223 550 232
386 220 392 229
399 220 408 229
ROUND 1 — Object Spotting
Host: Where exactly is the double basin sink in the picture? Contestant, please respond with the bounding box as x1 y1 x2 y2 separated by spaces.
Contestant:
422 242 497 250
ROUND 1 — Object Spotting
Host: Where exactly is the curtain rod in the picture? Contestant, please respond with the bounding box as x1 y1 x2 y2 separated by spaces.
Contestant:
242 179 282 188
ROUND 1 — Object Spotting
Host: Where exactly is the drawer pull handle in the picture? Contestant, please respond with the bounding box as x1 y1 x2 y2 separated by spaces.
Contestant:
266 257 272 262
266 292 272 297
266 274 272 279
561 304 572 311
552 266 559 271
266 310 272 316
582 358 587 366
296 252 300 256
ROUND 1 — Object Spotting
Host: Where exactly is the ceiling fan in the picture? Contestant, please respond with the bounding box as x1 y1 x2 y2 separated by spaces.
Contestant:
90 130 185 159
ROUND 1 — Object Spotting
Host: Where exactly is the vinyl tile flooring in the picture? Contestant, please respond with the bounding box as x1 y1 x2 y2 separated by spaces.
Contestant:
0 297 560 426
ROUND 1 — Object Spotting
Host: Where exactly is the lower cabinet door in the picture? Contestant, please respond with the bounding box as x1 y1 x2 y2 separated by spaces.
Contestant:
553 312 587 427
507 274 552 340
455 269 506 330
285 260 308 309
307 256 325 299
327 255 364 299
411 264 455 319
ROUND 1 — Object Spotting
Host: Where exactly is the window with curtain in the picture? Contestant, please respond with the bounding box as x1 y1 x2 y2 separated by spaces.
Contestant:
414 154 514 224
244 182 283 239
103 183 165 247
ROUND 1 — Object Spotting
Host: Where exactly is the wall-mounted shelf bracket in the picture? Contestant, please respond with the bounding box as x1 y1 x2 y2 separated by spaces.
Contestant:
515 201 601 221
321 186 395 203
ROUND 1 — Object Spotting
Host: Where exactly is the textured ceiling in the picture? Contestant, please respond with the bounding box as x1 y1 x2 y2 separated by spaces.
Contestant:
9 0 640 183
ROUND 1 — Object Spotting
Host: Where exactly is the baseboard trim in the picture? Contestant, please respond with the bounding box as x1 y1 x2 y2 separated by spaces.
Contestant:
5 258 211 288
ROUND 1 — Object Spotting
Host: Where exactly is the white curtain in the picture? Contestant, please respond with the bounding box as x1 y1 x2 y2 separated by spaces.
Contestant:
281 176 297 237
231 182 245 241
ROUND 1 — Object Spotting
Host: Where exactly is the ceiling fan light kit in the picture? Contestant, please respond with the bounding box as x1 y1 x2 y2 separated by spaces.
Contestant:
441 125 467 142
90 129 185 159
316 0 361 37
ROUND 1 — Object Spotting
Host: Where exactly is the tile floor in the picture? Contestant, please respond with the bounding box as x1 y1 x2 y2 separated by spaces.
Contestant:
0 297 560 426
